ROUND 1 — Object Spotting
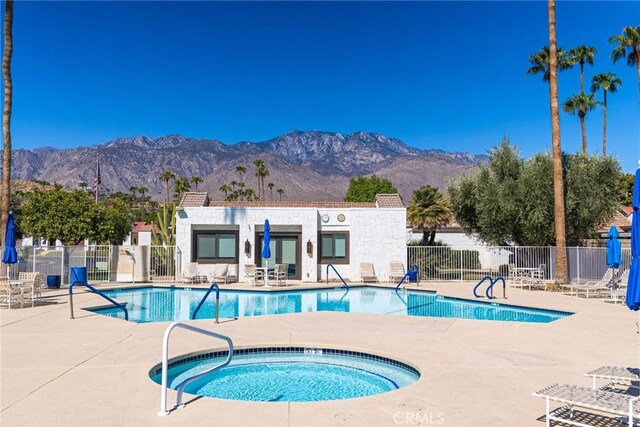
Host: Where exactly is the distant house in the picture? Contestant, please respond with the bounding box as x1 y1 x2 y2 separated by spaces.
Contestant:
175 192 407 282
123 222 160 246
597 208 632 244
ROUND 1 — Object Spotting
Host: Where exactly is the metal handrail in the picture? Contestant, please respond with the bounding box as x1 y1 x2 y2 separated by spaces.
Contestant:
191 283 220 323
326 264 349 289
158 321 234 416
395 264 420 291
472 276 494 298
69 281 128 321
486 277 507 299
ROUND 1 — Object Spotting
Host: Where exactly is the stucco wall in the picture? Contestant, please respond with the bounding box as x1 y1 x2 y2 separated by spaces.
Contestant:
176 206 406 282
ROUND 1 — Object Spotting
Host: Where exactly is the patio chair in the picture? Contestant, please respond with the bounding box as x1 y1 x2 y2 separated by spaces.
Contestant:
360 263 379 283
585 366 640 392
269 264 288 286
0 277 20 309
18 272 43 306
564 269 614 298
389 261 406 284
212 263 229 284
226 265 238 283
532 383 639 427
244 264 263 286
181 262 207 284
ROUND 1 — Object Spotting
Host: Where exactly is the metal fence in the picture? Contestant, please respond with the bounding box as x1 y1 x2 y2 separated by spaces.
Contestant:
407 245 632 283
1 245 179 284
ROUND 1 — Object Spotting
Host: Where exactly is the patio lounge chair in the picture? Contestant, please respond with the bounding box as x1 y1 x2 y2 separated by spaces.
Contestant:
585 366 640 392
269 264 288 286
360 263 379 283
244 264 263 286
226 265 238 283
564 269 613 298
212 264 229 284
181 262 207 284
533 383 639 427
389 261 406 284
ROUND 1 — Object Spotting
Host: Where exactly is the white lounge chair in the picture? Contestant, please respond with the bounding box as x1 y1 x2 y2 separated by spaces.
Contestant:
212 264 229 284
360 263 379 283
389 261 406 284
585 366 640 391
269 264 288 287
181 262 207 284
566 269 614 298
226 265 238 283
533 383 639 427
244 264 263 286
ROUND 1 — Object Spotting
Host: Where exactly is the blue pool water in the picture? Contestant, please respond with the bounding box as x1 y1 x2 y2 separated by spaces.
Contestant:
150 347 420 402
91 286 570 323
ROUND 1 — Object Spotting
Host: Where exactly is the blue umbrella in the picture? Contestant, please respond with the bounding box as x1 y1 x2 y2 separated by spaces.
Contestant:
261 219 271 260
606 225 621 268
626 168 640 311
2 212 18 265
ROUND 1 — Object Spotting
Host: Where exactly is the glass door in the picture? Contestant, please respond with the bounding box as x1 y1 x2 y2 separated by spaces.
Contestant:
257 234 300 279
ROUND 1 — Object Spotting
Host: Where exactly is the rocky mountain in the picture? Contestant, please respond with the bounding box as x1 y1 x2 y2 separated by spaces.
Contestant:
2 131 485 202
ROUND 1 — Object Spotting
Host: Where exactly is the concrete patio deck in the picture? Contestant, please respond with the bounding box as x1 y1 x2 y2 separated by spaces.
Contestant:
1 281 638 426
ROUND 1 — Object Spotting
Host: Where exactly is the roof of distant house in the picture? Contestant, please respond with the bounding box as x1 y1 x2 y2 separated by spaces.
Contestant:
179 192 209 207
621 206 633 217
131 221 160 233
597 210 632 234
374 194 404 208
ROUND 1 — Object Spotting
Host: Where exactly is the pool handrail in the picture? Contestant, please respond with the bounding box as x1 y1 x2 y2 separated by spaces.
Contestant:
69 281 128 321
326 264 349 289
486 277 507 299
395 264 420 291
191 283 220 323
472 276 494 298
158 321 234 416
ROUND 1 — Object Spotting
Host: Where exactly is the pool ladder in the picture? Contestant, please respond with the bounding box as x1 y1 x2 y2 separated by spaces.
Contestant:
158 321 234 416
472 276 507 299
326 264 349 289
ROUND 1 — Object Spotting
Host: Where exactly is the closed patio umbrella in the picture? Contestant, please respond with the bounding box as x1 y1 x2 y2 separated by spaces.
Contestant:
261 219 271 260
2 212 18 265
626 168 640 311
606 225 621 269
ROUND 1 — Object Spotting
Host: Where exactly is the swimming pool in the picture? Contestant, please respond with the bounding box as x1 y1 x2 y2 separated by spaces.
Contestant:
150 347 420 402
90 286 570 323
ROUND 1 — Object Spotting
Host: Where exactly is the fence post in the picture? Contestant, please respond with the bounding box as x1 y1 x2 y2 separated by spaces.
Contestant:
459 250 463 281
576 246 580 284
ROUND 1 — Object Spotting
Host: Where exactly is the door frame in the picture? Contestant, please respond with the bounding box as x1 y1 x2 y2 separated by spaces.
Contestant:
254 232 302 280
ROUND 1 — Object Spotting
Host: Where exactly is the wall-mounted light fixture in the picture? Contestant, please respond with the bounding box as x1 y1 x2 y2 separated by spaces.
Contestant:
244 239 252 256
306 239 313 256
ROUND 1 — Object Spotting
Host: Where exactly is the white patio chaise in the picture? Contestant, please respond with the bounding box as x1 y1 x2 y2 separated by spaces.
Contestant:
211 264 229 284
360 263 379 283
585 366 640 392
605 270 630 303
562 269 613 298
226 265 238 283
181 262 207 284
389 261 406 284
533 383 640 427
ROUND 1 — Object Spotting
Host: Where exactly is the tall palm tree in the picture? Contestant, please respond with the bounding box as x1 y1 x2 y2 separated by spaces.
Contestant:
547 0 568 284
244 188 256 201
569 45 597 93
138 186 148 199
173 176 191 202
252 160 263 199
562 93 600 155
1 0 13 245
235 165 246 184
526 46 573 81
590 72 622 156
159 170 175 205
407 186 452 245
277 188 284 201
190 176 202 191
129 186 138 198
219 184 230 199
267 182 275 201
609 26 640 108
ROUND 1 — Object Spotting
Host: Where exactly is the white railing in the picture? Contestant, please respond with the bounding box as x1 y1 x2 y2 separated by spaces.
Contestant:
1 245 179 284
407 245 632 283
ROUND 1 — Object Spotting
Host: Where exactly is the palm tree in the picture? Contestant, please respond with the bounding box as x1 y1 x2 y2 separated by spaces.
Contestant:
569 45 597 93
277 188 284 201
190 176 202 191
1 0 13 246
138 186 148 199
547 0 568 284
609 26 640 108
244 188 256 201
129 186 138 198
219 184 230 199
407 186 452 245
562 93 600 155
173 176 191 202
267 182 275 201
590 72 622 155
526 46 573 81
78 181 88 191
159 171 175 205
252 160 265 200
235 165 246 183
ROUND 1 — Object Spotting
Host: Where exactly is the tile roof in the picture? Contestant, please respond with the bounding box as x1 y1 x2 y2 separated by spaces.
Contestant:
179 192 209 207
207 201 376 208
621 206 633 217
597 210 632 234
132 222 160 233
375 194 404 208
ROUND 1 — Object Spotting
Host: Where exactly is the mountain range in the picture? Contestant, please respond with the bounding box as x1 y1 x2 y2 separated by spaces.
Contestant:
3 131 485 202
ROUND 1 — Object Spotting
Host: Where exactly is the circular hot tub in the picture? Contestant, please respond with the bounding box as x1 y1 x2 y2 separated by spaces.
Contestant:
150 347 420 402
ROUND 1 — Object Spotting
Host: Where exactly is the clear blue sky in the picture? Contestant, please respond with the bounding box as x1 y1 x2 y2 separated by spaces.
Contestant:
3 1 639 172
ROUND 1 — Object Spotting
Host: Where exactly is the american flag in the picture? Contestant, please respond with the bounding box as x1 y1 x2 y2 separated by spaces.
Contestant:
92 159 101 201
